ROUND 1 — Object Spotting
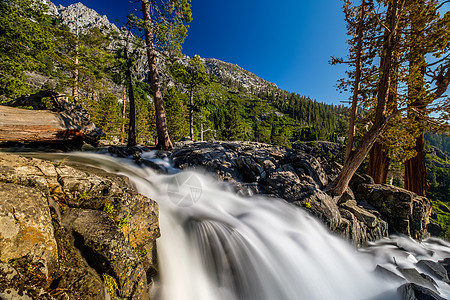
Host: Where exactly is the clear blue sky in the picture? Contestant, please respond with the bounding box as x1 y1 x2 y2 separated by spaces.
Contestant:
53 0 350 105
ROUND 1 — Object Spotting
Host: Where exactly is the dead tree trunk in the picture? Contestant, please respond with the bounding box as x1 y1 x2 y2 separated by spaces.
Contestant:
0 105 99 148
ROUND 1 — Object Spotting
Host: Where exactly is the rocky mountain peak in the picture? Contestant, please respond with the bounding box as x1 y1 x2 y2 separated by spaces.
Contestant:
40 0 58 15
57 2 119 34
203 58 278 92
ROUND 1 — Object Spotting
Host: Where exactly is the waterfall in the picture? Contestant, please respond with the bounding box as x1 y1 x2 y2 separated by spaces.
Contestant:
39 151 450 300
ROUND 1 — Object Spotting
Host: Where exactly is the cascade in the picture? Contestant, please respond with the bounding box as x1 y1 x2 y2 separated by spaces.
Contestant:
43 151 450 300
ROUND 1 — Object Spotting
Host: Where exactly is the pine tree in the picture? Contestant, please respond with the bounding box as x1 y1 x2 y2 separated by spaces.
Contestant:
139 0 192 150
172 55 209 140
330 0 406 197
330 0 450 197
0 0 55 99
404 0 450 196
164 87 189 141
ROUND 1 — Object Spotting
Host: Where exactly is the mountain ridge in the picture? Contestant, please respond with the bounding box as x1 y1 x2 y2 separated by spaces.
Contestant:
52 1 281 95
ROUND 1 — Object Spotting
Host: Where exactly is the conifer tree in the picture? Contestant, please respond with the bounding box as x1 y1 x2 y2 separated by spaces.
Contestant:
330 0 449 197
172 55 209 140
0 0 54 99
139 0 192 150
404 0 450 196
329 0 405 197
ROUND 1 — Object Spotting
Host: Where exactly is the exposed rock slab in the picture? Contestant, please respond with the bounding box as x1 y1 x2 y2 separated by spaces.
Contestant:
0 152 159 299
357 184 432 240
63 209 149 299
0 182 57 278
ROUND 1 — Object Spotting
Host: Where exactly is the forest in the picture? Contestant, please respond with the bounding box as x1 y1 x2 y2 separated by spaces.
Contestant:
0 0 449 236
0 0 348 148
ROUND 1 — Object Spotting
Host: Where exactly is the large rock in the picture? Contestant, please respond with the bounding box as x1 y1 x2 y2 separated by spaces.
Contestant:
357 184 432 240
62 209 149 299
398 283 445 300
0 183 57 273
170 141 389 246
0 152 159 299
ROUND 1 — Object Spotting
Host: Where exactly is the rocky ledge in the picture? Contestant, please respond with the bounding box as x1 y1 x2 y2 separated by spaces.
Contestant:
169 141 432 246
0 153 159 299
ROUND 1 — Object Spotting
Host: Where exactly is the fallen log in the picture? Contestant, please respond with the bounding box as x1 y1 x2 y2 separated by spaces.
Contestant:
0 106 86 143
0 90 105 148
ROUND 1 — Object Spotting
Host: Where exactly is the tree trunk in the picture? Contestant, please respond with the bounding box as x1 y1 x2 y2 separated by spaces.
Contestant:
404 0 427 197
0 106 86 144
141 0 173 150
189 87 194 141
329 0 402 198
405 133 427 196
125 45 136 148
121 88 126 143
73 52 79 104
367 141 390 183
345 0 366 163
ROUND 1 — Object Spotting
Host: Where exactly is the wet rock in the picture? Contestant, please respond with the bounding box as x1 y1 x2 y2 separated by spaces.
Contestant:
375 265 405 283
398 283 445 300
427 221 442 237
397 268 438 293
416 260 450 283
170 141 389 245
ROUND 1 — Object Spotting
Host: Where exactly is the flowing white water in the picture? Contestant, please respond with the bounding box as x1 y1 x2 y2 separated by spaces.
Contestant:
36 152 450 300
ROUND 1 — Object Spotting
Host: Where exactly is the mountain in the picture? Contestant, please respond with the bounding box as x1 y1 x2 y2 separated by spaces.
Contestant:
0 0 347 146
56 2 119 33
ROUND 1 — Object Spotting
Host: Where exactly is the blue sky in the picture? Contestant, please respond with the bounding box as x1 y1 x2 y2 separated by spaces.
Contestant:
53 0 350 105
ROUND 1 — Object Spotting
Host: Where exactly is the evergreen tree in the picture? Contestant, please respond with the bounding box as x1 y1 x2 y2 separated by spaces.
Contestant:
0 0 55 99
330 0 449 197
172 54 209 140
164 87 189 141
138 0 192 150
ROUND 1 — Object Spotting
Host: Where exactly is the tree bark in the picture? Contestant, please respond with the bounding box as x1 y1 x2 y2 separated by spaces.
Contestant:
405 133 427 196
0 106 85 143
121 88 126 143
73 51 79 104
141 0 173 150
404 0 427 196
367 141 390 183
345 0 365 163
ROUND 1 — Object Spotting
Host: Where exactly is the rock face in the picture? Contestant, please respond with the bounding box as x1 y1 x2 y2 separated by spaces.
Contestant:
170 141 432 245
56 2 119 34
0 153 159 299
356 184 432 240
203 58 278 92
